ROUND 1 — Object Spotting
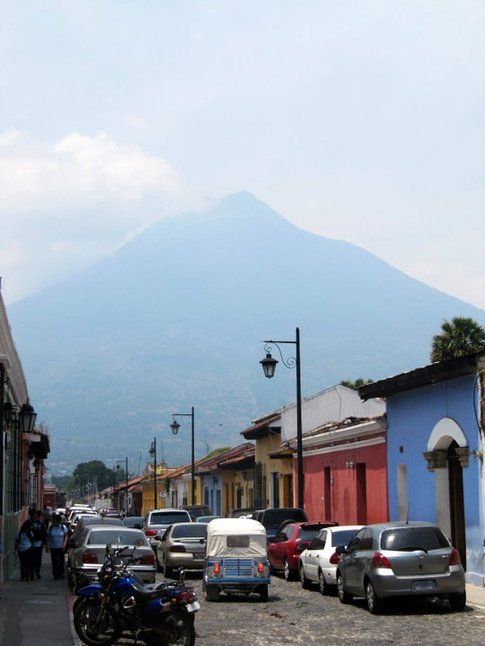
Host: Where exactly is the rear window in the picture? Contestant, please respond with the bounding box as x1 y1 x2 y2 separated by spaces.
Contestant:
150 512 190 525
380 527 449 552
88 530 147 546
331 529 359 547
172 524 207 539
262 509 307 528
227 535 250 548
298 527 321 541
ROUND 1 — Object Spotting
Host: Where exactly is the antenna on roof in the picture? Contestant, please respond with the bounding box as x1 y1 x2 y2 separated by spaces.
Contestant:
406 503 410 525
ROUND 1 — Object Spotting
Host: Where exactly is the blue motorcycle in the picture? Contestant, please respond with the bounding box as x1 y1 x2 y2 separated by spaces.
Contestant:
73 545 198 645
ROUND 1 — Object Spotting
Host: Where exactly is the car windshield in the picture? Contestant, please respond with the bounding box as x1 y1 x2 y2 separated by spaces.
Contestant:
172 524 207 539
88 530 147 546
150 512 190 524
380 527 449 551
331 529 359 547
263 509 306 527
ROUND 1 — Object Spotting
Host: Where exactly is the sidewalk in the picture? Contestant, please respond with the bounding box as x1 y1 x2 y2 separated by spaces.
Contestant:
467 582 485 612
0 557 75 645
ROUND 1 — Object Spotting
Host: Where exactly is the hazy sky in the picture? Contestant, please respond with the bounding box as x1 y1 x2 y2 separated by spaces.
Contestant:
1 1 484 308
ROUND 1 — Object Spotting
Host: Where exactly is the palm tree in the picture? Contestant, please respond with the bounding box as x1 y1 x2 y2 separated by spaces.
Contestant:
430 317 485 362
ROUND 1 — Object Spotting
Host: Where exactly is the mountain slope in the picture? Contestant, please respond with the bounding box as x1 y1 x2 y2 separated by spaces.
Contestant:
8 192 484 472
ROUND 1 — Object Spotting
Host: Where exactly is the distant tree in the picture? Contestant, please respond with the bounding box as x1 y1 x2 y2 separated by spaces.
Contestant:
340 378 374 390
71 460 118 496
430 317 485 363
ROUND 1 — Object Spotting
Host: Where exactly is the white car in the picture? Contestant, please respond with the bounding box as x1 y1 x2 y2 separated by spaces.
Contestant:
299 525 363 594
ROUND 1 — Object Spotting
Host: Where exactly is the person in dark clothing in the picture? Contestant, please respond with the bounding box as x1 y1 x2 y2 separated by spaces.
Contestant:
30 510 47 579
46 514 68 579
16 520 35 581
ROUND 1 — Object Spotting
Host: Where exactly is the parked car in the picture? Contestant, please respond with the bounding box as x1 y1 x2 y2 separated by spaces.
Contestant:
69 515 123 541
226 508 254 518
299 525 363 593
123 516 144 529
268 521 335 580
157 522 208 577
203 518 271 602
142 508 192 550
102 508 123 519
181 505 212 521
258 507 309 543
196 515 221 523
68 526 156 587
336 521 466 613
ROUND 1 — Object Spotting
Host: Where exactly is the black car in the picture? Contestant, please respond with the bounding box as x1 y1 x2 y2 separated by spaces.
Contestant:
123 516 144 529
258 507 308 542
181 504 212 521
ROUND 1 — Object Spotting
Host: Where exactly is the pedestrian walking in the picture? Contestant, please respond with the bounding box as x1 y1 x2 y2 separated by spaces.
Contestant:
30 510 47 579
16 520 35 581
46 514 68 580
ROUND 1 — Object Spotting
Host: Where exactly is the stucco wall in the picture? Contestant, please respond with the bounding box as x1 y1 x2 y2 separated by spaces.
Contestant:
303 441 388 525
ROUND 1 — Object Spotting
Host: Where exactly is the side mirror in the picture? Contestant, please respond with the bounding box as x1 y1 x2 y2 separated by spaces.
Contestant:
335 545 348 556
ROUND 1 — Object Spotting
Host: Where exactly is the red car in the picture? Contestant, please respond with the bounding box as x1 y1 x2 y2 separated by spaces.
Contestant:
267 521 337 580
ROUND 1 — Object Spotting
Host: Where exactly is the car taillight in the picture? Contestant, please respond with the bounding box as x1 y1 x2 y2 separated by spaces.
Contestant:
370 552 392 569
180 590 196 603
213 562 220 575
138 554 155 565
448 548 461 566
82 552 98 564
257 562 264 573
169 545 186 553
145 529 157 537
329 551 340 565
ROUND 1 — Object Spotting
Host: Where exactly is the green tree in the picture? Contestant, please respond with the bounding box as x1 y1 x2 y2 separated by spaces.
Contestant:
340 378 374 389
430 317 485 363
71 460 119 496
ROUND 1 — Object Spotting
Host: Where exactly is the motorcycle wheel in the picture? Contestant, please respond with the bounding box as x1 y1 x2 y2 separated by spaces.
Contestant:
162 609 196 646
73 598 122 646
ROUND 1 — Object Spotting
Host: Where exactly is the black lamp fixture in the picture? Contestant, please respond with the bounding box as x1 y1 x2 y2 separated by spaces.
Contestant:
19 400 37 434
260 353 278 379
170 419 180 435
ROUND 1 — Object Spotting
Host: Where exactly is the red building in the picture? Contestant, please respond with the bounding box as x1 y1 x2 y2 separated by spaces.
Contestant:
299 416 388 525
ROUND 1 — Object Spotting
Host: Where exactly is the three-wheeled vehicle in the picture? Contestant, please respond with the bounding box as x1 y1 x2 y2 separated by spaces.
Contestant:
203 518 271 602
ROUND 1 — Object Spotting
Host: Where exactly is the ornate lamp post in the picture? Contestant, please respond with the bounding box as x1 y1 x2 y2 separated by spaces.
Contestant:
170 406 195 505
260 327 304 509
149 439 157 509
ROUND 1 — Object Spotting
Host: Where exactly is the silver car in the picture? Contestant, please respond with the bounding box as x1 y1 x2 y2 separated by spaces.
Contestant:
336 522 466 613
69 526 156 587
142 508 192 552
157 523 208 578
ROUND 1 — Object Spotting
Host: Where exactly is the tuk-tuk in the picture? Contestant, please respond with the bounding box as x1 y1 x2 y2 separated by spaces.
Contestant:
203 518 271 601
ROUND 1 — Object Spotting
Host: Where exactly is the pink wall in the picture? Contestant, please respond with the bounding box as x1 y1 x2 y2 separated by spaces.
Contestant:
302 439 388 525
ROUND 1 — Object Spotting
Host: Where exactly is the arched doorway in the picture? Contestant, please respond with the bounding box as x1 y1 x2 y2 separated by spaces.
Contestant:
447 441 466 569
426 418 468 569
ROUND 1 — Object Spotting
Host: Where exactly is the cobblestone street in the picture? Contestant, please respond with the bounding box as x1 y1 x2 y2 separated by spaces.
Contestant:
180 572 485 646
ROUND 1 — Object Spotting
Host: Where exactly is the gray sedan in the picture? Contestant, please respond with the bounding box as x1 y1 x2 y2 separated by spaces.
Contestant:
157 522 208 577
69 526 156 587
336 521 466 614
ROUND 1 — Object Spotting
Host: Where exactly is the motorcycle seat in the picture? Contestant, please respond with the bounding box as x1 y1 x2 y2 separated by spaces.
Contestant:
130 579 168 599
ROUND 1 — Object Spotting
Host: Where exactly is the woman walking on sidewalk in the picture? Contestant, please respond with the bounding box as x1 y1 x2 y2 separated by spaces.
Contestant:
30 510 47 579
47 514 68 580
16 520 35 581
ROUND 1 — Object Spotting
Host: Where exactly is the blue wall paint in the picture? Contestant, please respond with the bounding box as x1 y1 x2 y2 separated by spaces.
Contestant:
386 374 484 583
202 475 222 515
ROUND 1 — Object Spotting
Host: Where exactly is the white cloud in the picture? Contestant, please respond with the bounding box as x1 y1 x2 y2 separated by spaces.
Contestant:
0 131 186 302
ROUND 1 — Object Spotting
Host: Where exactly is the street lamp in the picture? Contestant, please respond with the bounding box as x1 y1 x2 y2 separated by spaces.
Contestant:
260 327 304 509
19 399 37 434
149 438 157 509
170 406 195 505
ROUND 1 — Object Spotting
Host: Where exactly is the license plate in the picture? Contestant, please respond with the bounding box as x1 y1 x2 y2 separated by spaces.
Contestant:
186 601 200 613
412 580 436 592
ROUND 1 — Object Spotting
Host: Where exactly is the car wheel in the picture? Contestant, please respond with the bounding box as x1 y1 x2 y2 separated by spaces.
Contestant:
164 563 174 579
449 592 466 611
337 573 352 604
258 585 269 602
284 558 296 581
299 564 311 589
318 570 328 595
365 579 383 614
205 585 220 602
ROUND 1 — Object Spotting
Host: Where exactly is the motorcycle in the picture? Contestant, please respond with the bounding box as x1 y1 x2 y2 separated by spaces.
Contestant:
73 545 199 645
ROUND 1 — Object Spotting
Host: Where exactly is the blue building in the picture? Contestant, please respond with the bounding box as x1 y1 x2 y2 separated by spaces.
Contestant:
360 353 485 586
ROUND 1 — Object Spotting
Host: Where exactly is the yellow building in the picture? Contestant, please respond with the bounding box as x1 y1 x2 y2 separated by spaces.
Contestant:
242 412 294 509
141 464 178 516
